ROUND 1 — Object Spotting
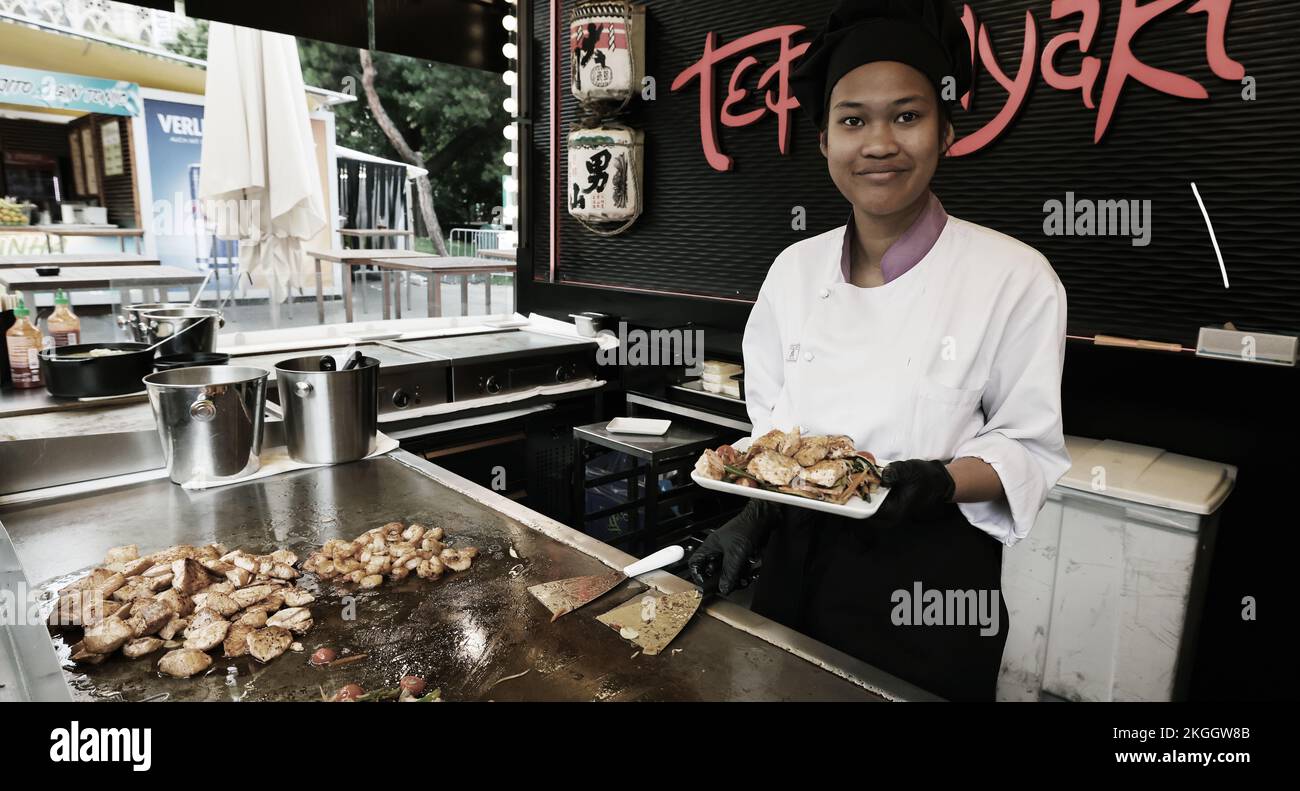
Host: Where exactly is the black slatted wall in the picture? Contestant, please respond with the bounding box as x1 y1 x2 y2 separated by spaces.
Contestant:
530 0 1300 345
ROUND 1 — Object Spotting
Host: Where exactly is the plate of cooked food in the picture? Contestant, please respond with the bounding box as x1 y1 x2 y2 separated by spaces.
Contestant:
690 427 890 519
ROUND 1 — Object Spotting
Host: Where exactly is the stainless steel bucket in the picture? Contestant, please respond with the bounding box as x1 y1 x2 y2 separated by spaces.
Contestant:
275 354 379 465
117 302 186 342
142 307 224 356
143 365 268 485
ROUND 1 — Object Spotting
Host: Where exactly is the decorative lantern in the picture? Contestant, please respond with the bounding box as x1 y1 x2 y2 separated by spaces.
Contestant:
567 124 644 236
569 1 646 110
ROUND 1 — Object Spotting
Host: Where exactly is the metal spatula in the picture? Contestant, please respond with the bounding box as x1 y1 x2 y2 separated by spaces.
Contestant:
528 545 684 621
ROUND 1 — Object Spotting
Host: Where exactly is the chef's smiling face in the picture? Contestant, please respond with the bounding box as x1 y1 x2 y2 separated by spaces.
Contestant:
820 61 953 219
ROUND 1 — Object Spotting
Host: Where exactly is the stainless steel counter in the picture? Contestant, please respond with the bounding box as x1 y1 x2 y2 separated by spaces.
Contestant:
0 450 933 701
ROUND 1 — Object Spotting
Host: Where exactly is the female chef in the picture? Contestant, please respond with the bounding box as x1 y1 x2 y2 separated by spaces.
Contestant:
687 0 1071 701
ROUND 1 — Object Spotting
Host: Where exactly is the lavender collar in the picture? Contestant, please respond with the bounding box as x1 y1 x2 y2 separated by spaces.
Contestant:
840 192 948 284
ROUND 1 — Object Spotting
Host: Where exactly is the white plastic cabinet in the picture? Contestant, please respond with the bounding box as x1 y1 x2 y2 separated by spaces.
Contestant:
999 437 1235 702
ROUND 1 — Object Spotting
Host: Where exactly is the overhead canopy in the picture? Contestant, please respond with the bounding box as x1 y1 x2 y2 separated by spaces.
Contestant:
335 145 428 179
0 16 353 112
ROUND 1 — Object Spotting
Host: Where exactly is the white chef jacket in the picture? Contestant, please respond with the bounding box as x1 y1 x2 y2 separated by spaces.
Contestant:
742 216 1071 546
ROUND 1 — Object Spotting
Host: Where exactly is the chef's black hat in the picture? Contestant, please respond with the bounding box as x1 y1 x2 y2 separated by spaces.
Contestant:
791 0 972 129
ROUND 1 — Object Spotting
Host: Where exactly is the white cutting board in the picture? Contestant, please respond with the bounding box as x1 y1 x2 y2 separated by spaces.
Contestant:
690 436 891 520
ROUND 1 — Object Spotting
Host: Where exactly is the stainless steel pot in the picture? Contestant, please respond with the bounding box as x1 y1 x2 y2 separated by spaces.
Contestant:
117 302 186 342
143 365 268 486
275 354 379 465
142 307 224 356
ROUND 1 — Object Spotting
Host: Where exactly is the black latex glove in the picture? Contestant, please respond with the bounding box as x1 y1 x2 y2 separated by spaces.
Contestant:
878 459 957 523
687 500 777 595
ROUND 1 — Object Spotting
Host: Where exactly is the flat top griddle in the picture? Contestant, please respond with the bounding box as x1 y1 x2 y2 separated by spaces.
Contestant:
396 329 595 365
0 452 891 702
230 342 446 377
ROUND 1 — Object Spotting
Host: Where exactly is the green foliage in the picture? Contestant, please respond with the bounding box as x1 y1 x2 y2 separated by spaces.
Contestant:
162 19 510 233
299 43 511 234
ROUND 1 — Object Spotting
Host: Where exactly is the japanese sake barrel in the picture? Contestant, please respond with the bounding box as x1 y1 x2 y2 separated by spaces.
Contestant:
569 1 646 106
567 126 645 231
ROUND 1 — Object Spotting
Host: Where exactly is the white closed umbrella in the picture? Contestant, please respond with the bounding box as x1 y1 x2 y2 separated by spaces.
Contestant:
198 22 325 326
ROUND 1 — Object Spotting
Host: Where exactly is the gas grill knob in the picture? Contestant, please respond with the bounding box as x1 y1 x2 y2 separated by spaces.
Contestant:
392 389 412 409
484 376 502 395
555 366 572 383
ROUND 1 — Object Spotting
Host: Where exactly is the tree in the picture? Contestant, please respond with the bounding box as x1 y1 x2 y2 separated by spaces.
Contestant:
163 19 511 241
297 42 511 242
359 49 447 255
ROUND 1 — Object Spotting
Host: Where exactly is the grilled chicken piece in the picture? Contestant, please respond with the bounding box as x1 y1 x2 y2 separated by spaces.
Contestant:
153 589 192 617
268 563 299 580
223 623 256 657
801 459 850 488
246 627 292 663
127 600 174 637
144 574 174 592
270 549 298 566
183 619 230 651
146 545 197 565
694 448 726 481
824 435 857 459
280 588 315 607
225 567 253 587
201 559 236 576
183 608 223 637
266 607 313 634
230 584 276 609
793 436 831 467
750 428 787 452
47 591 102 628
70 644 109 665
83 616 134 654
235 609 268 628
104 545 139 565
158 616 188 641
58 568 117 597
201 592 241 618
158 648 212 678
111 579 154 602
746 450 804 487
109 557 152 577
358 574 383 589
171 558 214 596
122 637 164 658
141 562 172 578
229 552 258 574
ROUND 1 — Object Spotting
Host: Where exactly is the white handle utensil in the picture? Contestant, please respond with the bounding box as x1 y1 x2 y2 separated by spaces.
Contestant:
622 545 684 578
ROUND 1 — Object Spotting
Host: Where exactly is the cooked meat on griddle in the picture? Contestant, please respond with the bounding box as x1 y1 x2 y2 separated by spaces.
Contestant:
122 637 164 658
303 521 476 590
183 619 230 652
51 541 317 680
158 648 213 678
246 626 292 663
82 616 134 654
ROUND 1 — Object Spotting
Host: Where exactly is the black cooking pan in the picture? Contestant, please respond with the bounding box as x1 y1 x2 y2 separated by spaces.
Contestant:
39 342 156 398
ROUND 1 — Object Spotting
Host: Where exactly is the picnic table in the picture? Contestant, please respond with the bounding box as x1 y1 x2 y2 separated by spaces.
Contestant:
0 265 205 309
0 253 159 269
368 255 516 318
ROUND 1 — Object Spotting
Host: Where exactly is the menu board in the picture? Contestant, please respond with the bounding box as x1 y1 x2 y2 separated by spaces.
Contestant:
68 130 85 195
100 120 124 177
79 126 98 195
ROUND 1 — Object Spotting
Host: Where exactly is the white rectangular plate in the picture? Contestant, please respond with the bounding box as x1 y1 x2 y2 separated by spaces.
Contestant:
690 436 890 520
606 417 672 436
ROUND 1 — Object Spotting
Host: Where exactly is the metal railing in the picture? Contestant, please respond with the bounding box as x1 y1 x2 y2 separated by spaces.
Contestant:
449 227 505 258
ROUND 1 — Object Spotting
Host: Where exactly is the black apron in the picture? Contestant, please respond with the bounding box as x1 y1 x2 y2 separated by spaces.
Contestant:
749 501 1008 701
